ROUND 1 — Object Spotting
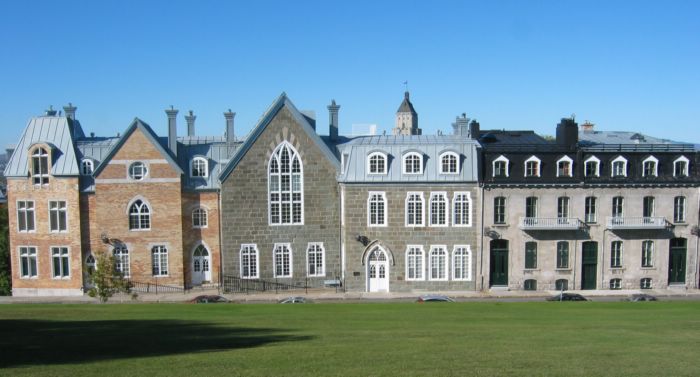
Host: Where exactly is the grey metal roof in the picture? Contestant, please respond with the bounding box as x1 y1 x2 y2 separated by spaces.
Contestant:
4 116 80 177
579 131 694 152
178 136 240 190
75 136 120 191
396 91 417 114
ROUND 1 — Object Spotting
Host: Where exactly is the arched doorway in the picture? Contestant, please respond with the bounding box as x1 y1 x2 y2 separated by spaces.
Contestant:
192 245 211 285
367 246 389 292
84 254 96 289
489 239 509 287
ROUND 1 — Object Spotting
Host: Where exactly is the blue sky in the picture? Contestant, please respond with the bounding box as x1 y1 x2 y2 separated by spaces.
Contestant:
1 1 698 148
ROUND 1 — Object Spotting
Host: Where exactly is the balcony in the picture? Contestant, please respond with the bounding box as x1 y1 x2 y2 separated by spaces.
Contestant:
519 217 582 230
606 216 668 230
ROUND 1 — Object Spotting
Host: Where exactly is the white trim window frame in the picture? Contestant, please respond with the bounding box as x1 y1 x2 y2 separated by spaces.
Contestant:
128 161 148 181
439 152 459 174
306 242 325 277
642 155 658 177
48 200 68 233
611 156 628 177
429 192 449 227
402 152 423 175
273 243 293 278
50 246 70 279
151 245 169 277
240 244 259 279
584 156 600 177
16 200 36 233
368 191 387 227
524 156 541 177
81 159 94 176
428 245 448 281
191 156 209 178
612 196 624 218
674 196 686 223
453 192 472 227
19 246 38 278
405 245 425 281
268 142 304 225
674 156 690 177
405 192 424 227
556 156 574 177
367 152 388 175
192 208 208 228
113 246 130 277
452 245 472 281
492 155 509 177
128 199 151 231
31 147 50 186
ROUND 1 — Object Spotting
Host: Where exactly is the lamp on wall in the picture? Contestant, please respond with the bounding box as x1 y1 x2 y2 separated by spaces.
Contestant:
355 235 370 246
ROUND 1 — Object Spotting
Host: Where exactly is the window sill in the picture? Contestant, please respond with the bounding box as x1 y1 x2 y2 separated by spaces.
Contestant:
641 267 656 270
129 229 151 232
555 268 572 272
153 275 169 278
20 276 38 280
52 277 71 280
192 226 208 229
273 276 293 279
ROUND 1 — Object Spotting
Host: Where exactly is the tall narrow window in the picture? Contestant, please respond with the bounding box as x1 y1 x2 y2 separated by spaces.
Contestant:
192 208 208 228
269 142 303 225
31 147 50 185
643 196 655 218
453 246 471 281
524 156 540 177
368 192 387 226
612 196 624 218
642 156 658 177
494 196 506 224
557 197 570 219
152 246 168 276
406 245 424 281
612 156 627 177
17 200 35 232
307 243 325 277
191 157 208 177
51 247 70 278
273 244 292 278
585 197 597 223
439 152 459 174
557 156 573 177
493 156 509 177
368 152 387 174
240 244 259 279
525 242 537 269
19 246 38 278
429 246 447 280
556 242 569 269
429 192 448 226
81 159 94 176
453 192 471 227
525 197 538 218
674 196 686 223
674 156 689 177
129 200 151 230
610 241 622 268
584 156 600 177
642 240 654 267
403 152 423 174
113 247 130 277
49 200 67 232
405 192 424 226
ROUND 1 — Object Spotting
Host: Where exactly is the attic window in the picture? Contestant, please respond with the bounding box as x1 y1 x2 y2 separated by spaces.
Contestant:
81 159 94 176
31 147 50 185
191 157 208 178
129 162 148 180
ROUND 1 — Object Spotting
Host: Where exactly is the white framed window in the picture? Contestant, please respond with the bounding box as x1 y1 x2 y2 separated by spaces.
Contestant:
610 241 623 268
405 192 424 227
642 240 654 268
674 156 689 177
452 245 471 281
17 200 35 232
367 152 387 175
556 241 569 269
524 156 540 177
453 192 471 227
31 147 50 185
610 278 622 289
492 155 509 177
151 245 168 276
51 246 70 279
612 196 624 218
273 243 292 278
556 156 573 177
403 152 423 174
557 197 570 219
640 277 652 289
81 159 94 176
368 192 387 227
113 247 130 277
584 156 600 177
193 245 210 277
86 254 96 277
429 245 448 281
493 196 506 224
674 196 686 223
240 244 259 279
128 161 148 180
642 156 658 177
611 156 627 177
191 157 208 177
525 196 538 218
405 245 425 281
49 200 67 233
307 243 325 277
269 142 303 225
192 208 208 228
439 152 459 174
19 246 38 278
584 196 597 223
128 199 151 230
429 192 448 227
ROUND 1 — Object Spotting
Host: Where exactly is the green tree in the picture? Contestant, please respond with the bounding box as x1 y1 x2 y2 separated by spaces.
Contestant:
0 204 11 295
86 251 132 302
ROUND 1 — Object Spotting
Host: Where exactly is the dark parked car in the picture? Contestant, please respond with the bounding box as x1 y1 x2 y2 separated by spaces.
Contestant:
189 295 231 304
627 294 658 302
278 296 311 304
546 293 588 301
416 294 454 303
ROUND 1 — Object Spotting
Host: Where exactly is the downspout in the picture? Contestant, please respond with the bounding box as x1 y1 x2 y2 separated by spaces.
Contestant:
601 228 607 290
218 190 225 294
572 237 578 290
479 184 485 291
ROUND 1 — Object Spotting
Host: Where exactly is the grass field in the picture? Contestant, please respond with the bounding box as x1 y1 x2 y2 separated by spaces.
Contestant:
1 301 699 376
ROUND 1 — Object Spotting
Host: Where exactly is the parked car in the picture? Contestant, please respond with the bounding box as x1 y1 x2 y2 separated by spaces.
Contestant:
627 294 658 302
278 296 311 304
416 294 454 303
546 293 588 301
189 295 231 304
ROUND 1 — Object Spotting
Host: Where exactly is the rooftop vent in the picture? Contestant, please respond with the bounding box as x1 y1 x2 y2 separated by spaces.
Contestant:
44 105 57 116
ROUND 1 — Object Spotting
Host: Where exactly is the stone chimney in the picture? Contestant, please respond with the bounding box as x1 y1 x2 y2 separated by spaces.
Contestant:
224 109 236 143
328 100 340 141
165 106 179 156
556 117 578 150
580 121 595 133
185 110 196 137
63 103 77 120
469 120 480 139
44 105 57 116
451 113 469 137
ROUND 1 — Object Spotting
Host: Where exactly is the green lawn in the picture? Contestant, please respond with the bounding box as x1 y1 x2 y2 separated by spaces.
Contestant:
1 301 699 376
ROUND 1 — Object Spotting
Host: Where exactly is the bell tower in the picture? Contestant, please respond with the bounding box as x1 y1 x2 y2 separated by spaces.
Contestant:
392 91 421 135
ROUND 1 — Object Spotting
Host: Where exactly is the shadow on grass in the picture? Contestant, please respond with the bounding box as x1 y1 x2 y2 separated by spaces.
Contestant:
0 319 313 367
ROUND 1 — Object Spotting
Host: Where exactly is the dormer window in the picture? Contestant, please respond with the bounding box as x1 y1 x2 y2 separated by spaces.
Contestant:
81 159 94 176
191 157 208 177
524 156 540 177
584 156 600 177
557 156 573 177
439 152 459 174
611 156 627 177
674 156 689 177
642 156 658 177
367 152 387 175
31 147 50 185
403 152 423 174
128 162 148 180
492 155 509 177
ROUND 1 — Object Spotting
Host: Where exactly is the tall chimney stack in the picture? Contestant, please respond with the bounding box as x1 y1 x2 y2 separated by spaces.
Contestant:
556 117 578 150
63 103 77 120
165 106 179 156
185 110 196 137
451 113 469 137
44 105 57 116
328 99 340 141
224 109 236 143
469 120 480 139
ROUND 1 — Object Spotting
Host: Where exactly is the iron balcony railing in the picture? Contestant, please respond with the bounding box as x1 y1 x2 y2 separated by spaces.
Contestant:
606 216 668 229
519 217 582 230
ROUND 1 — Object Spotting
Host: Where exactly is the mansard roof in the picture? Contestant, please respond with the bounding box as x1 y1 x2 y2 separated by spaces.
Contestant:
396 91 417 114
219 93 341 182
579 130 694 152
178 136 241 191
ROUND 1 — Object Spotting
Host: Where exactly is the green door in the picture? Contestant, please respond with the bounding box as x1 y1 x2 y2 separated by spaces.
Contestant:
490 240 509 286
581 242 598 290
668 238 687 284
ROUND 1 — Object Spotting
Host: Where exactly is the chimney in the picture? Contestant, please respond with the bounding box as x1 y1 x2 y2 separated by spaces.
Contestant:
185 110 196 137
44 105 57 116
63 103 77 120
469 120 480 139
451 113 469 137
224 109 236 143
165 106 179 156
556 117 578 149
580 121 594 133
328 99 340 141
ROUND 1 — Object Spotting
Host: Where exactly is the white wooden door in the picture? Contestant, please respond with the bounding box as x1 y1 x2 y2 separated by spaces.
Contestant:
368 248 389 292
192 246 211 285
